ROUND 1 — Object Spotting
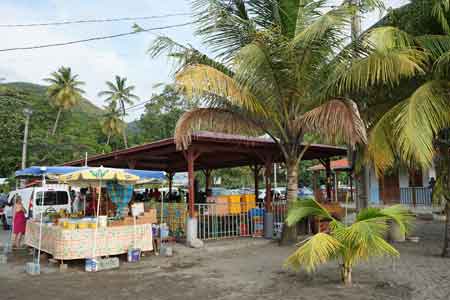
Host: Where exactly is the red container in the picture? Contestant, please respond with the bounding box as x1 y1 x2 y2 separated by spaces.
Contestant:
240 223 248 236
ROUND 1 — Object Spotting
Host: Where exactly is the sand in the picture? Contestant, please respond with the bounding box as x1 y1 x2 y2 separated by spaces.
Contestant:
0 220 449 300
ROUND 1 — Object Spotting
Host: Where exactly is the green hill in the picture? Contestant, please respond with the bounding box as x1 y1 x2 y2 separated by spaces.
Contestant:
3 82 104 115
0 82 110 177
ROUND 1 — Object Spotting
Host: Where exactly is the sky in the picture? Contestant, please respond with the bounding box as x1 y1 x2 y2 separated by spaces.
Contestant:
0 0 408 121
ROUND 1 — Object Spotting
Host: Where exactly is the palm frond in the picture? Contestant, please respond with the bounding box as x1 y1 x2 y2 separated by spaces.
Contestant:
365 26 415 51
333 217 399 263
286 198 334 226
192 0 256 62
284 233 342 272
299 99 367 147
292 5 352 47
367 102 405 175
432 0 450 33
395 80 450 167
379 205 414 235
234 42 282 105
174 108 260 149
328 48 427 96
176 64 264 114
415 34 450 60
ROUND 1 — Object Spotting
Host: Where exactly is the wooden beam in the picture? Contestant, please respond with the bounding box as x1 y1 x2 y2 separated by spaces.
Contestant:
325 158 332 202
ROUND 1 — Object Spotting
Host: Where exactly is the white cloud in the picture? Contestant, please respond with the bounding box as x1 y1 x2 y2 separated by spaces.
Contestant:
0 0 409 121
0 1 195 120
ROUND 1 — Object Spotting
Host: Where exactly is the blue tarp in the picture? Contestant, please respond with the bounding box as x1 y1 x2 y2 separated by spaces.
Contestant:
15 166 165 180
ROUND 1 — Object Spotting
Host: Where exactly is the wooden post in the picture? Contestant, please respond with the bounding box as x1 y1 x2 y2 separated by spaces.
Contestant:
183 149 201 217
167 172 174 201
325 158 332 202
334 172 338 202
253 165 260 199
312 171 320 201
349 172 354 202
265 160 273 212
187 150 195 217
205 169 211 194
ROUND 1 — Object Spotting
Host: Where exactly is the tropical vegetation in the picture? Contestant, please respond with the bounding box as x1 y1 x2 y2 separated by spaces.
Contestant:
98 75 139 148
101 102 123 146
150 0 427 243
0 82 106 177
285 199 414 286
44 66 85 136
364 0 450 256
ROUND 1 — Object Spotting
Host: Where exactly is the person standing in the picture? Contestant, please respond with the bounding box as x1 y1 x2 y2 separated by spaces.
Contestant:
13 197 27 249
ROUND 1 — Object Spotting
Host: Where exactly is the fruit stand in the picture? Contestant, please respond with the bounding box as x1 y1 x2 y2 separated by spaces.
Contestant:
25 221 154 260
22 166 161 264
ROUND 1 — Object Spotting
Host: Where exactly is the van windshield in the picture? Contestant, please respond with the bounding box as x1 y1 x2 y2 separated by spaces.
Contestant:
35 191 69 206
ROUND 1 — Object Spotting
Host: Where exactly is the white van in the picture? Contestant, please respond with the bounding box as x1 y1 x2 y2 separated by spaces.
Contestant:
5 184 72 226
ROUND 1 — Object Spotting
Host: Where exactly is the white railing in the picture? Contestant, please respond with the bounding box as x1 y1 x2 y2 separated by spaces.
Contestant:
195 202 265 240
152 199 289 241
400 187 432 207
272 200 287 239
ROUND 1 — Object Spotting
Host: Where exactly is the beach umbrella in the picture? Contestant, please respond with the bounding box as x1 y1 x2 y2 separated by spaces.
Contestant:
58 166 140 258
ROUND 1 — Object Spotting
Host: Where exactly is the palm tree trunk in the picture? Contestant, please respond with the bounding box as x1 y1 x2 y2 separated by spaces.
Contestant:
442 201 449 257
106 133 111 146
120 101 129 149
122 126 128 148
279 159 299 246
52 108 62 136
341 264 352 287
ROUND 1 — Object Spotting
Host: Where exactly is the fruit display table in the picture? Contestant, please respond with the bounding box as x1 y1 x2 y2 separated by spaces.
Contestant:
25 221 153 260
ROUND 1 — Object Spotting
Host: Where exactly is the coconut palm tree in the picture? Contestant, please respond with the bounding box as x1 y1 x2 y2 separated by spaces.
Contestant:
44 67 85 136
98 76 139 148
366 6 450 255
101 102 123 146
284 198 414 286
150 0 426 244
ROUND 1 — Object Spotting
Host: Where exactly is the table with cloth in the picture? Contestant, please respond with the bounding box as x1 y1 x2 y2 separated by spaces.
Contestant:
25 221 153 260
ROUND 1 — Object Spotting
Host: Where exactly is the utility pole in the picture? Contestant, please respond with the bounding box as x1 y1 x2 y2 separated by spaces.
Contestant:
21 108 32 170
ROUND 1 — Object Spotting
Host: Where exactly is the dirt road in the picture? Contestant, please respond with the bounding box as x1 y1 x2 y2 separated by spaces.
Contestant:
0 220 449 300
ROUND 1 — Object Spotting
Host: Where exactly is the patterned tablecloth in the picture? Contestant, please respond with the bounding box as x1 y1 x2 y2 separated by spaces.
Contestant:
25 221 153 260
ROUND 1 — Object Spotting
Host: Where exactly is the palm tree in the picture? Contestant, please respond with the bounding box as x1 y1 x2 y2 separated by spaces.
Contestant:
367 7 450 255
101 102 123 146
98 76 139 148
150 0 425 244
44 67 85 136
284 199 413 286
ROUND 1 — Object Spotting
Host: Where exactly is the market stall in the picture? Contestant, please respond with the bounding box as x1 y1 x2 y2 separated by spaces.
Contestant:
23 166 161 262
25 222 153 260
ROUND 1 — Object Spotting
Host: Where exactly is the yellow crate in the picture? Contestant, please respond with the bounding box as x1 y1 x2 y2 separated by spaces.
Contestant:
242 194 256 202
240 194 256 212
228 195 241 214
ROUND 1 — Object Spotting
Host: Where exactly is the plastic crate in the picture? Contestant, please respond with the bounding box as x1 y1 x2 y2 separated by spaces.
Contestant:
228 195 241 214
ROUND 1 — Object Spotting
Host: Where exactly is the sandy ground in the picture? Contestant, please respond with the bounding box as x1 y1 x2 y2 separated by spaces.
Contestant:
0 220 449 300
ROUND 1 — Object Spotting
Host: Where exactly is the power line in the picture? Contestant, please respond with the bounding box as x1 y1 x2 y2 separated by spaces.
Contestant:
126 99 154 112
0 22 194 52
0 13 191 28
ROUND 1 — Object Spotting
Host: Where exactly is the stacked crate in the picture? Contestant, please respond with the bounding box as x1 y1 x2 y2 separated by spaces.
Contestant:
249 207 264 237
240 194 256 212
228 195 241 214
